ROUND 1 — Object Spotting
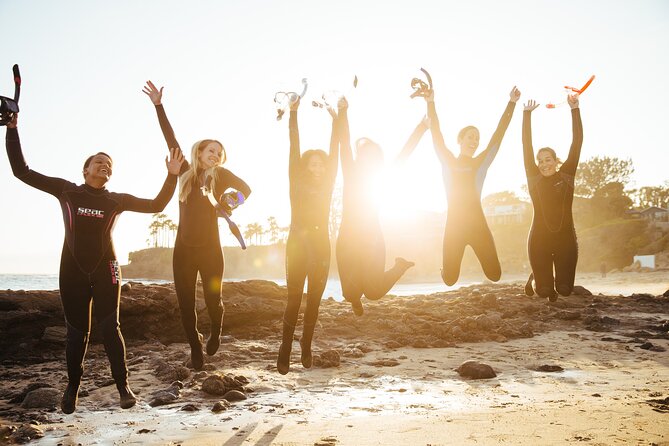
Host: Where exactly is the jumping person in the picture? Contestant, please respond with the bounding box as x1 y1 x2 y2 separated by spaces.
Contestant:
5 114 184 413
522 94 582 301
276 96 338 375
336 96 426 316
143 81 251 370
425 86 520 285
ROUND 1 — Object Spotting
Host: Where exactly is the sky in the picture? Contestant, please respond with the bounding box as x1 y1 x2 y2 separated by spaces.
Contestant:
1 0 668 274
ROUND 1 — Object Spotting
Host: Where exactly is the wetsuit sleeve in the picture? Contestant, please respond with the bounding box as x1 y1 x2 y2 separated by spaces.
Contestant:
337 108 354 181
118 173 178 213
5 127 69 196
522 111 540 178
559 108 583 175
327 115 339 180
288 110 300 182
216 167 252 200
475 101 516 169
154 104 189 175
394 118 429 164
427 101 456 165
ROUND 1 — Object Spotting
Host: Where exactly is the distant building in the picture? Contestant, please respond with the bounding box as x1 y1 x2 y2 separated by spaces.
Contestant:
639 206 669 222
483 203 531 225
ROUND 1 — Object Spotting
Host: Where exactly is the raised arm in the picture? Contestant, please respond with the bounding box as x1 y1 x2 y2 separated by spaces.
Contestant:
475 86 519 167
326 104 339 179
522 99 540 177
5 115 68 197
560 94 583 175
120 148 183 213
143 81 188 175
288 97 301 182
336 97 354 179
425 91 456 165
394 115 429 164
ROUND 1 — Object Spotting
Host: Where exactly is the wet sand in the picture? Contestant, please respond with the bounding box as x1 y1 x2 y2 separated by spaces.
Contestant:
0 272 668 445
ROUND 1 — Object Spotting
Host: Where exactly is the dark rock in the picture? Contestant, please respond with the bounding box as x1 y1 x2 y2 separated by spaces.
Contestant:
555 311 581 321
121 283 132 293
148 386 181 407
40 326 67 344
663 290 669 298
180 403 200 411
456 360 497 379
8 383 52 404
313 350 341 368
222 390 247 402
367 358 400 367
9 424 44 443
533 365 564 372
21 387 60 409
201 374 245 396
212 400 231 412
639 342 666 352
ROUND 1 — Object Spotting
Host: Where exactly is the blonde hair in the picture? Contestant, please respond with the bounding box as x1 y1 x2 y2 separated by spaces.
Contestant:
178 139 226 202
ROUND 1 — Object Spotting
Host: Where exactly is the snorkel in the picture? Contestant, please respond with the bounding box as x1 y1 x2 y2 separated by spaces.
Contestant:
410 68 433 99
201 175 247 249
274 78 308 121
0 65 21 126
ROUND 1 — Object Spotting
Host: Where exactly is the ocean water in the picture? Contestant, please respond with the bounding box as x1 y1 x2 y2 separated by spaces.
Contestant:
0 274 464 300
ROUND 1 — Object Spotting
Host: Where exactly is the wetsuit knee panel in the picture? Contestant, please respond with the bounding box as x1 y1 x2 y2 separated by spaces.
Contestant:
65 321 89 343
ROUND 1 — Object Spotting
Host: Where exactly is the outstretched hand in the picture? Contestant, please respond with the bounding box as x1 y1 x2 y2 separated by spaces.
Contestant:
524 99 540 112
424 89 434 103
337 96 348 110
165 147 185 175
142 81 164 105
567 93 579 109
509 86 521 103
289 95 300 111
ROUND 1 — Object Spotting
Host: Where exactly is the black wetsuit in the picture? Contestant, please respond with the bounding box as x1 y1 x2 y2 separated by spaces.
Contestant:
428 100 515 285
152 105 251 349
523 108 583 298
6 127 177 387
335 109 410 303
281 110 338 352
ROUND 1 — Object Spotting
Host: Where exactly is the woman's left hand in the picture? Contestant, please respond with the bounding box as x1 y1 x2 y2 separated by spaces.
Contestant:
567 93 579 109
509 86 521 103
166 147 185 175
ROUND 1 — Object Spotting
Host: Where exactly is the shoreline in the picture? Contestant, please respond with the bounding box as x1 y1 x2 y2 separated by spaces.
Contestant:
0 278 668 445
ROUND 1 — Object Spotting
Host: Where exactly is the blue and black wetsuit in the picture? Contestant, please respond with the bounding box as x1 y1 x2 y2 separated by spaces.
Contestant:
5 127 177 388
278 109 338 373
427 100 516 285
152 105 251 360
523 107 583 299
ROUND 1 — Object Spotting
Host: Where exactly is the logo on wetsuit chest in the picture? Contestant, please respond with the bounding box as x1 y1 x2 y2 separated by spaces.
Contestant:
77 207 105 218
109 260 120 285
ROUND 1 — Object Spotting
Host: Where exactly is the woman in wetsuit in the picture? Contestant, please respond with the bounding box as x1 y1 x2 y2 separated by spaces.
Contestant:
276 96 338 375
522 94 582 301
143 81 251 370
336 97 427 316
425 86 520 285
5 114 183 413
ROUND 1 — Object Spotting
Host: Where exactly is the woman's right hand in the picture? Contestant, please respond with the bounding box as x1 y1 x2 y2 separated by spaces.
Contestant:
524 99 540 112
7 114 18 129
165 147 185 175
337 96 348 110
142 81 163 105
289 95 300 111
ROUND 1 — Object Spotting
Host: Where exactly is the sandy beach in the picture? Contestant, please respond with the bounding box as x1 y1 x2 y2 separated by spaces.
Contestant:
1 271 668 445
